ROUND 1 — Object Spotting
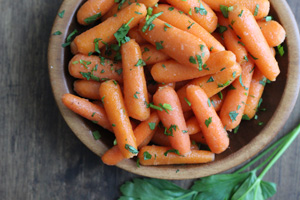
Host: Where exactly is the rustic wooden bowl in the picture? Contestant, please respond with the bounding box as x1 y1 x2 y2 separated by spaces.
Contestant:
48 0 300 179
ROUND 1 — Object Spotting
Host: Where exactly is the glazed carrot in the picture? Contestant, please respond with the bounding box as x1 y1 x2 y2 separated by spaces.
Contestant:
220 59 255 130
270 47 276 57
190 132 207 145
228 5 280 81
186 91 227 135
157 82 176 90
69 54 123 82
166 0 218 33
151 51 236 83
102 0 159 20
74 80 101 100
62 93 112 132
151 126 172 147
71 3 147 55
244 68 266 119
186 85 229 154
152 4 225 53
128 27 148 45
139 18 210 70
218 13 248 65
141 44 170 65
121 39 150 121
77 0 115 25
101 112 160 165
99 80 137 159
177 61 242 112
153 86 191 155
138 145 215 165
186 117 201 135
210 89 227 112
202 0 270 20
257 20 286 47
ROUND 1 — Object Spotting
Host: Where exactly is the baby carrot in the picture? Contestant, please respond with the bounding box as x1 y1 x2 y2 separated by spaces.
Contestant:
139 18 210 70
186 85 229 154
138 145 215 165
69 54 123 82
99 80 137 159
101 112 160 165
257 20 286 47
77 0 115 25
228 5 280 81
186 117 201 135
202 0 270 20
62 93 112 132
71 3 147 55
140 44 170 65
153 86 191 155
121 39 150 121
220 59 255 130
210 89 227 112
74 80 101 100
244 68 266 119
166 0 218 33
190 132 207 145
218 13 248 65
151 51 236 83
177 61 242 112
102 0 159 20
151 126 172 147
128 27 148 45
152 4 225 53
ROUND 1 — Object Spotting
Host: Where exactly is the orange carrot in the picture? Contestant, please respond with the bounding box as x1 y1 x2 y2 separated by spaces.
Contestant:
128 27 148 45
62 93 112 132
101 112 160 165
102 0 159 20
220 59 255 130
186 117 201 135
218 13 248 65
77 0 116 25
151 126 172 147
190 132 207 145
71 3 147 55
139 18 210 70
244 68 266 119
153 86 191 155
99 80 137 159
138 145 214 165
141 44 170 65
186 85 229 154
177 61 242 112
270 47 276 57
121 39 150 121
166 0 218 33
69 54 123 82
202 0 270 20
152 4 225 52
257 20 286 47
74 80 101 100
210 89 227 112
228 5 280 81
151 51 236 83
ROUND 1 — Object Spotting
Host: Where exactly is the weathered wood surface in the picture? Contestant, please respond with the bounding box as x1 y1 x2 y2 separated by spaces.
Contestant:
0 0 299 199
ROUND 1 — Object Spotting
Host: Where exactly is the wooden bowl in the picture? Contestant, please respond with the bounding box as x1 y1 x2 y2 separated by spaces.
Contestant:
48 0 300 179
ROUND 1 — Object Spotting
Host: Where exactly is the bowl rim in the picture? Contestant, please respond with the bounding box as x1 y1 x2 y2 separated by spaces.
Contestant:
48 0 300 179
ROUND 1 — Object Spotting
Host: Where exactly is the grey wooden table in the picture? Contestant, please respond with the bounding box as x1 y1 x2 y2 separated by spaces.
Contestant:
0 0 299 199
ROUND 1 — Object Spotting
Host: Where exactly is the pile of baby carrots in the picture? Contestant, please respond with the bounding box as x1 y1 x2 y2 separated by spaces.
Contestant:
62 0 285 166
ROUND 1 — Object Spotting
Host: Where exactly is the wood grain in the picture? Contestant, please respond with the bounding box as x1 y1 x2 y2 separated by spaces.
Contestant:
0 0 299 199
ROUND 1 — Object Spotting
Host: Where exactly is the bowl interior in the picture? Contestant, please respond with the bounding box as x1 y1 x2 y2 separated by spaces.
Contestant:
48 0 300 179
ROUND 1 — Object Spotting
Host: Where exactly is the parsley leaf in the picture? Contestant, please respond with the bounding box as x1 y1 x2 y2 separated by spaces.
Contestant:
84 12 101 24
114 17 134 46
125 144 138 154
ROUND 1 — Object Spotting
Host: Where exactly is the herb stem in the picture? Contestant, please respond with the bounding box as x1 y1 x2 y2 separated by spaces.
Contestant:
174 190 198 200
258 123 300 179
234 132 290 174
